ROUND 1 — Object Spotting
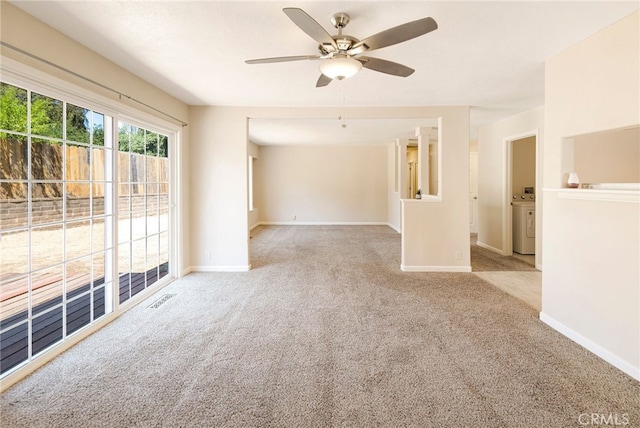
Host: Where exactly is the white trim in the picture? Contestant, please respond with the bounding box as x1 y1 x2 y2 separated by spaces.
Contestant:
539 312 640 381
548 188 640 203
401 265 472 273
386 223 401 233
258 221 389 226
181 266 193 276
171 129 183 278
476 240 506 255
191 265 252 272
401 196 443 203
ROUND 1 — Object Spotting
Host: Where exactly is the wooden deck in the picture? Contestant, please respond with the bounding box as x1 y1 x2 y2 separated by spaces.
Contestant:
0 263 168 375
1 272 93 321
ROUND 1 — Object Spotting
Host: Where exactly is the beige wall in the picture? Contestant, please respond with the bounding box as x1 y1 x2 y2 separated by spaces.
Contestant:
429 141 439 196
189 107 250 271
572 126 640 184
387 142 401 232
256 145 388 224
512 136 536 195
544 12 640 188
387 139 410 232
401 106 470 272
406 146 419 163
542 11 640 380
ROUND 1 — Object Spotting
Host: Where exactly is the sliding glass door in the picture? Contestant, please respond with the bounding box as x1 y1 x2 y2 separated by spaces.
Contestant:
0 81 173 378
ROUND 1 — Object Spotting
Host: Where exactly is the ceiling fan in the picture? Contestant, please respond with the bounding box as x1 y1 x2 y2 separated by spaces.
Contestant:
245 8 438 87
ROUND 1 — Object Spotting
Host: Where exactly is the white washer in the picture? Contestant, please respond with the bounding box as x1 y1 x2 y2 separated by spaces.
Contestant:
513 201 535 255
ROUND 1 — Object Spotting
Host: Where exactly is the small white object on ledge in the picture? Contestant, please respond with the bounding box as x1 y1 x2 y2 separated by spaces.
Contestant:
567 172 580 188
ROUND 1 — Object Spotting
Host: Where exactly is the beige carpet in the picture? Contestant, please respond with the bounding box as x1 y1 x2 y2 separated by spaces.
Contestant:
1 225 638 427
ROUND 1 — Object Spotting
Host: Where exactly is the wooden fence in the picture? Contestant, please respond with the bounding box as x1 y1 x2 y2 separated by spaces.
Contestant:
1 138 169 228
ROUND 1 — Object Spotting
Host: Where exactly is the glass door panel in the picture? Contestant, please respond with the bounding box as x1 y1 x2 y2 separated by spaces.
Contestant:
0 82 114 377
117 122 170 304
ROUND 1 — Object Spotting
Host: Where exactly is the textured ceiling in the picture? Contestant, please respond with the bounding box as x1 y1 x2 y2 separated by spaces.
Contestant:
10 1 639 145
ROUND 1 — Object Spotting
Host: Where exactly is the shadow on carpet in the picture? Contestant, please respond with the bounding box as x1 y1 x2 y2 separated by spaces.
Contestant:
471 241 537 271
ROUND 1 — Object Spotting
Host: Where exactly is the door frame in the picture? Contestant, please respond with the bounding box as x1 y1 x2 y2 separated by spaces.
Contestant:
502 129 541 268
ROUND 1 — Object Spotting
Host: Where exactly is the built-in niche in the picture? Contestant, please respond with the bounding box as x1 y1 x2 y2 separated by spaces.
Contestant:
563 126 640 188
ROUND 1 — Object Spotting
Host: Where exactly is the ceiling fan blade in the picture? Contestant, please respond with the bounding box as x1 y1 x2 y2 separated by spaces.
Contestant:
358 56 415 77
283 8 337 50
316 74 332 87
245 55 321 64
349 17 437 54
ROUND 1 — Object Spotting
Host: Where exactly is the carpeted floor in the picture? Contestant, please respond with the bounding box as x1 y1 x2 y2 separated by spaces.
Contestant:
1 225 638 427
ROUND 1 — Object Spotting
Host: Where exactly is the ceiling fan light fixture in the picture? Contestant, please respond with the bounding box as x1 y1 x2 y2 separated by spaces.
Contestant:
319 56 362 80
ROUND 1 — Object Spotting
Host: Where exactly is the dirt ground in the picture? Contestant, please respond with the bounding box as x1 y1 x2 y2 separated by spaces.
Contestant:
0 214 169 281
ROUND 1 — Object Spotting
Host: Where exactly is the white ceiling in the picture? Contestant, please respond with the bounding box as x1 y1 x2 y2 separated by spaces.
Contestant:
10 1 639 145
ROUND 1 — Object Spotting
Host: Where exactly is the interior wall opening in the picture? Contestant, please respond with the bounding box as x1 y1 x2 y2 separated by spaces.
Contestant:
508 134 537 266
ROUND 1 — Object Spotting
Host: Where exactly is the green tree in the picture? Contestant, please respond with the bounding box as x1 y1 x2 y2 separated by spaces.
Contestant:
0 83 28 133
31 93 63 138
66 104 90 144
118 123 167 157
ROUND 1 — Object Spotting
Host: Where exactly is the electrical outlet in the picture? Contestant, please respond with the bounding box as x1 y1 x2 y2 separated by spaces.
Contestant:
293 214 296 220
455 251 461 260
206 250 211 261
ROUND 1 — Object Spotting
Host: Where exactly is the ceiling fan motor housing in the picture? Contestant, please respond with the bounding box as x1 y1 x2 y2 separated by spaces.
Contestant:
320 35 360 55
336 36 358 51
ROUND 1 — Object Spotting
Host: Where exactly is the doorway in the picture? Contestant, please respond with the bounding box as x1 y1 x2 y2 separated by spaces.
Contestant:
470 132 541 312
506 134 538 268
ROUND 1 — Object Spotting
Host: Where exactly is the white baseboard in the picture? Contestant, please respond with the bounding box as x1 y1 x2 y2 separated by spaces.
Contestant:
258 221 389 226
401 265 472 273
476 240 505 255
181 266 193 276
191 265 252 272
386 223 401 233
539 312 640 381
